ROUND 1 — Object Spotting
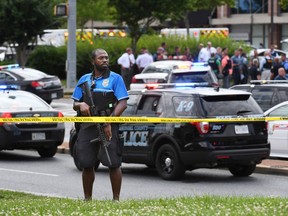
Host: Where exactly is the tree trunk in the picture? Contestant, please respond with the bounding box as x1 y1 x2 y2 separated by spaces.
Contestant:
15 45 28 67
184 11 190 39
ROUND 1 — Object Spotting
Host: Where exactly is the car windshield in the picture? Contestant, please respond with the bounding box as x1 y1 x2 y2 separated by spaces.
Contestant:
170 71 212 84
9 68 51 79
200 95 263 117
0 93 50 111
142 66 171 74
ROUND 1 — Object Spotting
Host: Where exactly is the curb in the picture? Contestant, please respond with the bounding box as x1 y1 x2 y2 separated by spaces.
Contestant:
255 164 288 176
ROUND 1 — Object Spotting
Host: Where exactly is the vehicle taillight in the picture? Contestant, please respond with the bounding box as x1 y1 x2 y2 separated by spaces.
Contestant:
31 81 43 88
131 76 137 83
191 122 210 134
58 112 64 117
0 112 12 126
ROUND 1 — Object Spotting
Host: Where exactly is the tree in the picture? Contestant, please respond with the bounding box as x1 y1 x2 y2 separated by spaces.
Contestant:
0 0 60 66
109 0 186 51
77 0 113 40
280 0 288 9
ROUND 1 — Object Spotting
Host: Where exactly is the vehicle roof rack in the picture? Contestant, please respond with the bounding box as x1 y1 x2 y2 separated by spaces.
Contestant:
249 80 288 85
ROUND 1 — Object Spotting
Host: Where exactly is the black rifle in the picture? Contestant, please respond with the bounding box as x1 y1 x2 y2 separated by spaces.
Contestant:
79 81 112 166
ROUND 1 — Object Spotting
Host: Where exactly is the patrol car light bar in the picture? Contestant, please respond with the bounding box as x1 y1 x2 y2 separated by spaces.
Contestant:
0 64 20 70
0 85 20 90
250 80 288 85
145 82 211 90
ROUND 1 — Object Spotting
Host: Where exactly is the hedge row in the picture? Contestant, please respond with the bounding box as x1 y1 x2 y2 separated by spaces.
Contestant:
26 35 247 80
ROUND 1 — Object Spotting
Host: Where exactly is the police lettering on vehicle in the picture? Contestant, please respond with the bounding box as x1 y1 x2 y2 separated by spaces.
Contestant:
121 125 149 146
176 100 194 112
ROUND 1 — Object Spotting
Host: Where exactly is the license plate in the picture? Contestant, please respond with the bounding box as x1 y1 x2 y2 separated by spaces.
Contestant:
32 133 46 140
234 125 249 134
144 79 157 83
51 93 57 98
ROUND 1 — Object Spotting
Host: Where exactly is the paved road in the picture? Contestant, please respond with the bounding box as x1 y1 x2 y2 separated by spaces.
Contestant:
0 150 287 200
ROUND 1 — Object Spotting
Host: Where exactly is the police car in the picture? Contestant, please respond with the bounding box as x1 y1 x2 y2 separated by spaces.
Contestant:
69 85 270 180
130 60 193 90
230 80 288 111
0 86 65 157
167 62 218 86
0 64 64 104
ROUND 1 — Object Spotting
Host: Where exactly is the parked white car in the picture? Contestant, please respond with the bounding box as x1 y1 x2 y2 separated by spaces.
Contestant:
264 101 288 159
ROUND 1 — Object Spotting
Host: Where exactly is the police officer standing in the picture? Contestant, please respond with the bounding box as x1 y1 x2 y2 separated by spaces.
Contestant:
72 48 128 201
259 51 273 80
208 52 222 86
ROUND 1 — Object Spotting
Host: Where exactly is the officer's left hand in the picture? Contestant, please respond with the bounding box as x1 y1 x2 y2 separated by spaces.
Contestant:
103 124 112 141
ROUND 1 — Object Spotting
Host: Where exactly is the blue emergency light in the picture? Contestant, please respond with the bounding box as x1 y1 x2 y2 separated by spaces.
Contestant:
0 85 20 90
0 64 20 70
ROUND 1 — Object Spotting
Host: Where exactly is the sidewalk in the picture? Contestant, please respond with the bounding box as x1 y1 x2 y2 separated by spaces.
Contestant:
57 142 288 175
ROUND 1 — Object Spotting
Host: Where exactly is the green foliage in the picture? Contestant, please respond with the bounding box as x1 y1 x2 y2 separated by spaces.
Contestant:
1 190 288 215
0 0 61 66
77 0 112 29
280 0 288 9
27 46 67 79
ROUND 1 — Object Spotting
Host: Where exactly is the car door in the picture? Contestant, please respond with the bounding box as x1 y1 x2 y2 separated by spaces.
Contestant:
266 104 288 158
121 93 163 163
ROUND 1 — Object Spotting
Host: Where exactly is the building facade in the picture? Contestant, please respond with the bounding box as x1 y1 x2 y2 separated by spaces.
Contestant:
211 0 288 50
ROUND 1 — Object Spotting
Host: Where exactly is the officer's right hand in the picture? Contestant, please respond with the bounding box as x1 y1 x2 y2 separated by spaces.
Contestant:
79 102 90 116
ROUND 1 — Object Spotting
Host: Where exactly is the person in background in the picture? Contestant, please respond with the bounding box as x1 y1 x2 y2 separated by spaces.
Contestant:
183 47 194 61
259 43 264 49
117 47 135 90
198 41 216 62
161 42 168 55
231 49 242 85
270 57 282 80
248 58 261 81
281 53 288 73
270 44 279 59
135 48 153 73
221 47 232 88
215 47 222 61
194 43 204 62
274 67 288 80
259 50 273 80
172 46 181 58
208 52 222 76
72 48 128 201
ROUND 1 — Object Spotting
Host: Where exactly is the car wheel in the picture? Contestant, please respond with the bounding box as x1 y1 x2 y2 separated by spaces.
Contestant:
155 144 185 180
229 164 256 177
37 146 57 158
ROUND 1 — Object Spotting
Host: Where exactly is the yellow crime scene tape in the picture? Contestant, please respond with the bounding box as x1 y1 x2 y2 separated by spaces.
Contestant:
1 116 288 123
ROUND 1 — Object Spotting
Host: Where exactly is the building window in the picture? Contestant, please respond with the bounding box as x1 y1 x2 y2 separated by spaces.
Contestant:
231 0 268 14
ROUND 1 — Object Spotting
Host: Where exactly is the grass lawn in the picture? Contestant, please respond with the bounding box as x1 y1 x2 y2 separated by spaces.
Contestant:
0 190 287 215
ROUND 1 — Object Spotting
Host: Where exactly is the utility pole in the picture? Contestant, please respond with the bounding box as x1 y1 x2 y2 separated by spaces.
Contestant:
66 0 77 89
250 0 253 45
270 0 274 46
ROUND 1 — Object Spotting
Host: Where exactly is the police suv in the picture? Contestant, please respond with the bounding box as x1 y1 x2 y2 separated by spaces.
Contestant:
69 85 270 180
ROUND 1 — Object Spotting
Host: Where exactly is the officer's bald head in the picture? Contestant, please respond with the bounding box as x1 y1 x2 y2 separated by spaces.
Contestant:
91 49 108 60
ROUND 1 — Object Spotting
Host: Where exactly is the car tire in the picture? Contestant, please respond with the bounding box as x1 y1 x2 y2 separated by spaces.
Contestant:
37 146 57 158
155 144 185 180
229 164 256 177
